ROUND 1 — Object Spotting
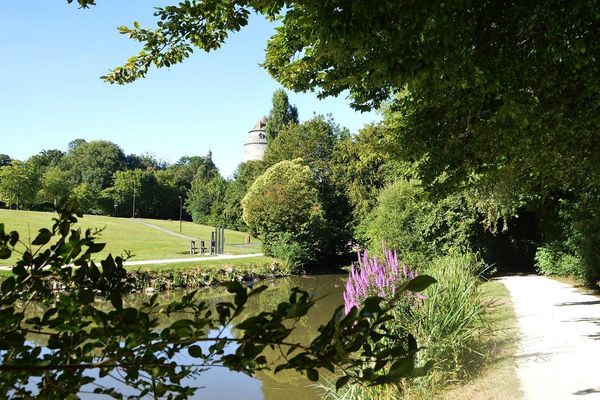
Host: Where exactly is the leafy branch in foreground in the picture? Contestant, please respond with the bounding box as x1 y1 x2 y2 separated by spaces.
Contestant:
0 199 435 399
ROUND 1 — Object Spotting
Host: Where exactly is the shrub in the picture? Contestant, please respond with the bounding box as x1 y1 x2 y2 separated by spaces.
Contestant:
263 231 314 273
338 251 488 398
535 244 585 278
357 179 435 267
358 180 475 268
536 196 600 286
242 159 327 269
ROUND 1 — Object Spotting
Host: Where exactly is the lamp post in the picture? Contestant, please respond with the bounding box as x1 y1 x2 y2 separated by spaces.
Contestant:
178 196 183 233
132 180 137 219
114 200 118 217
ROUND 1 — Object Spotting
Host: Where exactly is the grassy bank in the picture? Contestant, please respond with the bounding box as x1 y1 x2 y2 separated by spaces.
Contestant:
0 209 260 264
129 255 277 272
0 255 284 289
438 280 522 400
128 255 285 291
320 257 521 400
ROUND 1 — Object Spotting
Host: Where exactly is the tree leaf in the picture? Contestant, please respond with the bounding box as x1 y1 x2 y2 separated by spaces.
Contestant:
405 275 437 292
336 375 350 391
31 228 52 245
188 345 203 358
0 246 11 259
307 368 319 382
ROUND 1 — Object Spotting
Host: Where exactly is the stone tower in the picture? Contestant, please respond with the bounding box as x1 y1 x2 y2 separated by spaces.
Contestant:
243 116 268 162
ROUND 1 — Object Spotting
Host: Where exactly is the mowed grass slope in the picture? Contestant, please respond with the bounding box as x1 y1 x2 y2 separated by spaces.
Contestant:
142 218 262 254
0 209 261 265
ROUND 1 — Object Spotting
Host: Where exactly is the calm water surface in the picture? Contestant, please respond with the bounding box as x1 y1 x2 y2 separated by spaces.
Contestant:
94 275 346 400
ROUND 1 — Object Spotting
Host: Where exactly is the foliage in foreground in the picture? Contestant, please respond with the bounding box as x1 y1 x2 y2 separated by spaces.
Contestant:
0 200 435 399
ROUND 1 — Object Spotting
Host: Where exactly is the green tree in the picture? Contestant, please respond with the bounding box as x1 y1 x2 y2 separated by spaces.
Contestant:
125 152 167 170
27 149 65 170
266 89 298 142
264 116 353 254
154 168 183 219
84 0 598 226
0 161 39 209
331 124 414 228
39 166 73 205
220 161 267 230
185 173 228 225
242 159 326 269
71 182 102 214
62 140 127 189
0 154 11 167
359 179 477 267
107 169 162 218
168 154 218 191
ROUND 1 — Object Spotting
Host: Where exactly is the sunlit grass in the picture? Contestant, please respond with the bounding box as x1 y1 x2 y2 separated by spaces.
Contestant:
0 209 260 265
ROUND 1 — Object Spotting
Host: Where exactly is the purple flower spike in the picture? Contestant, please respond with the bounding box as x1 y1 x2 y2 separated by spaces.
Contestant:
342 242 421 314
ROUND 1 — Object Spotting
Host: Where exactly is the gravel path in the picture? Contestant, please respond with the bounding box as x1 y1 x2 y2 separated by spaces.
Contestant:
0 253 265 270
123 253 264 266
501 275 600 399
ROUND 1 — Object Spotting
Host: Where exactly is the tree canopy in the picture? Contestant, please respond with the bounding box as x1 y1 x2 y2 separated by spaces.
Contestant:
265 89 298 142
58 0 600 284
70 0 598 207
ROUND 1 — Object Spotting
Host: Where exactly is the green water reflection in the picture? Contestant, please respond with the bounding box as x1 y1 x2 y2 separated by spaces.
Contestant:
27 275 347 399
170 275 346 400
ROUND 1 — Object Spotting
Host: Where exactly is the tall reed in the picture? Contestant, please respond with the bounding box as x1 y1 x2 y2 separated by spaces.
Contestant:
409 254 488 387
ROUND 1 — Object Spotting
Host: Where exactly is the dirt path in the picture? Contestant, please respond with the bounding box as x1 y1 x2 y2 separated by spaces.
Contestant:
123 253 264 266
501 275 600 399
137 220 198 241
0 253 265 270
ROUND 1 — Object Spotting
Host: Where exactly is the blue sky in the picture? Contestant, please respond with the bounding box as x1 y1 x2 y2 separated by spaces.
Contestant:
0 1 379 177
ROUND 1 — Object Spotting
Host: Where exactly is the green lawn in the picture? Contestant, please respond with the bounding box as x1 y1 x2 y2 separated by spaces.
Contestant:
0 209 261 265
140 218 262 255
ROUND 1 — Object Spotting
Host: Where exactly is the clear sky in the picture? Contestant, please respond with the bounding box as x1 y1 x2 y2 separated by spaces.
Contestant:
0 1 379 177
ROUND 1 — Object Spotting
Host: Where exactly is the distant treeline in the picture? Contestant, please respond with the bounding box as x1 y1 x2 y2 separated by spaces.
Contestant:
0 140 221 223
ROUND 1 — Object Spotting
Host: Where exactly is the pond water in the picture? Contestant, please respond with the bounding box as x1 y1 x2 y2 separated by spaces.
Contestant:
26 275 347 399
179 274 347 400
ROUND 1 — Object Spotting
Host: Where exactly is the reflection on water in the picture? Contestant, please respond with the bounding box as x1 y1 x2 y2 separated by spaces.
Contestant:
181 275 346 400
25 275 346 399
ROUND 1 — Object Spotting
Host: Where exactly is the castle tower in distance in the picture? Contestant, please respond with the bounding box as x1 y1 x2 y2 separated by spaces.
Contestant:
243 116 268 162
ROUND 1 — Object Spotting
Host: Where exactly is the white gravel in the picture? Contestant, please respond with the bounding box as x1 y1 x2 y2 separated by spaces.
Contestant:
501 275 600 399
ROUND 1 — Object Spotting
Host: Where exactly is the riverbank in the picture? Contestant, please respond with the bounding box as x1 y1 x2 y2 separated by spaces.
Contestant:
0 254 289 290
129 255 287 291
440 279 522 400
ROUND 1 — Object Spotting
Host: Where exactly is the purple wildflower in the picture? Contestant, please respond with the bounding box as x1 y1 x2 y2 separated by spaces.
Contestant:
343 242 421 314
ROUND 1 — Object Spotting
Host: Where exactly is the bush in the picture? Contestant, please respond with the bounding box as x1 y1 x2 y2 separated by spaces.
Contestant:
358 180 475 268
357 180 434 267
263 232 315 273
535 244 585 278
536 196 600 286
335 250 487 399
242 159 327 269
